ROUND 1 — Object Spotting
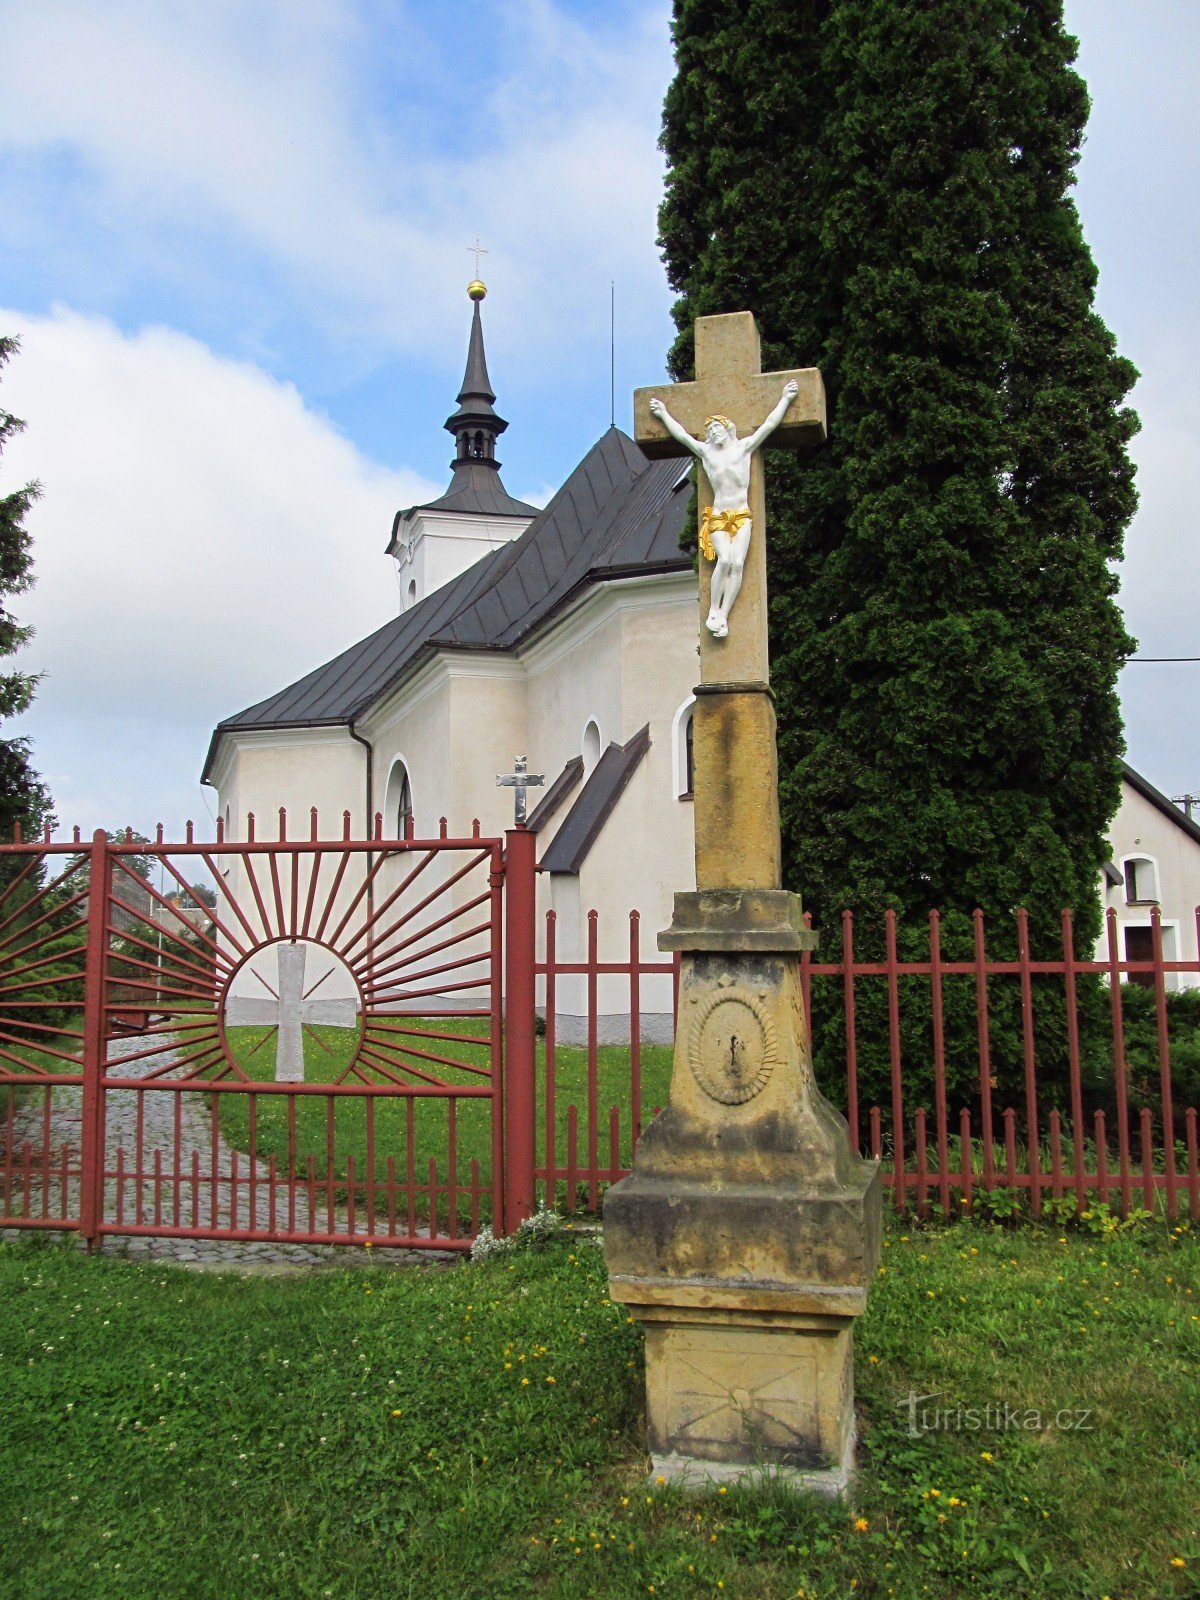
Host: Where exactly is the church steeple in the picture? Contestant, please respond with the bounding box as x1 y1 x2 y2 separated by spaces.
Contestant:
443 281 507 479
386 277 537 607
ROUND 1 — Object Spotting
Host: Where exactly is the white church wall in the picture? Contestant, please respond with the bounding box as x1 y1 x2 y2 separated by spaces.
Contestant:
364 656 527 1012
523 574 698 1042
1098 781 1200 990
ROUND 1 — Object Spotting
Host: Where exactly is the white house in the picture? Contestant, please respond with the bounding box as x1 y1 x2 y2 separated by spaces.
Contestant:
1100 764 1200 990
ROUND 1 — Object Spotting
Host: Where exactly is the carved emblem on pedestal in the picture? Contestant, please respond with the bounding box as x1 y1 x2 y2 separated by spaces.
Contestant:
688 986 777 1105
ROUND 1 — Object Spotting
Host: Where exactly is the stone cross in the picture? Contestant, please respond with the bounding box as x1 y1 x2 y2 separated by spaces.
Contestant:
226 943 357 1082
634 313 825 893
634 312 825 688
497 755 545 827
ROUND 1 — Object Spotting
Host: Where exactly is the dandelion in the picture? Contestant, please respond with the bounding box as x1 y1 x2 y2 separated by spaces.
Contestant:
868 1355 879 1365
656 1475 665 1485
854 1517 869 1532
1171 1557 1187 1568
980 1451 993 1463
717 1486 727 1495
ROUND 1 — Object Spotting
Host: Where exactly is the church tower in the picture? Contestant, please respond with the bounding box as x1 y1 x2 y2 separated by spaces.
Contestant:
387 279 536 610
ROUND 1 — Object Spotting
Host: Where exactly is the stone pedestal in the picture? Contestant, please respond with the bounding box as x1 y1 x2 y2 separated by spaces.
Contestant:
604 891 881 1493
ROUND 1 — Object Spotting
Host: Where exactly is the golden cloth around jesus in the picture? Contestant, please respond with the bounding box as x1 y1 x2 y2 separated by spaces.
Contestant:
698 506 752 563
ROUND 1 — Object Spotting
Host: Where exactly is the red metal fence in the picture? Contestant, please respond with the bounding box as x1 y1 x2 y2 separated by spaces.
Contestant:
0 815 525 1251
534 903 1200 1221
3 811 1197 1247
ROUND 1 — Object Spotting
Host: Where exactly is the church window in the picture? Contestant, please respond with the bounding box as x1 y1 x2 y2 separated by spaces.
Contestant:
385 758 414 839
582 719 602 774
407 579 417 609
672 695 696 799
1124 855 1159 905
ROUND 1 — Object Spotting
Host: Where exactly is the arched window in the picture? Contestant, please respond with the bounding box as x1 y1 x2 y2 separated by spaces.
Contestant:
407 579 417 609
384 759 414 839
672 695 696 799
582 719 602 774
1124 854 1160 905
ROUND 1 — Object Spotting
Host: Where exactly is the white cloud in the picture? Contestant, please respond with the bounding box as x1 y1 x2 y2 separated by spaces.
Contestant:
0 0 676 380
1 306 439 832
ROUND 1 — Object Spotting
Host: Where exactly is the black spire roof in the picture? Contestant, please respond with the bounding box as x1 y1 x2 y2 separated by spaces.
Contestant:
411 288 536 521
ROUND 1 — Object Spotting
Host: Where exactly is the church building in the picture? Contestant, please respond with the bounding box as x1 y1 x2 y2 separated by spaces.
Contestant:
202 282 700 1037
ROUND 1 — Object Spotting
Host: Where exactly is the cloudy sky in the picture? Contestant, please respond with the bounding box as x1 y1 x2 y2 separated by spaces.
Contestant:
0 0 1196 837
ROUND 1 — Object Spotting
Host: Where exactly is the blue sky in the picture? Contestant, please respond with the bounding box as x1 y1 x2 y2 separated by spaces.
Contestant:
0 0 1197 835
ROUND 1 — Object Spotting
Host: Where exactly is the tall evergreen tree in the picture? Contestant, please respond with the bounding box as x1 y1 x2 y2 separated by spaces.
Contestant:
659 0 1138 956
0 336 52 844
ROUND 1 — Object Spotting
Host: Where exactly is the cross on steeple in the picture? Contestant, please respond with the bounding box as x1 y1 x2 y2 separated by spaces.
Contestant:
497 755 545 827
467 237 489 279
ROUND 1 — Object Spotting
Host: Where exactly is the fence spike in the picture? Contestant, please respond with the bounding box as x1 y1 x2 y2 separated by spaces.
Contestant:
342 810 352 841
439 816 448 838
279 807 287 841
247 812 256 842
72 825 81 844
12 820 21 843
216 815 224 844
310 807 319 841
156 822 164 844
374 811 383 841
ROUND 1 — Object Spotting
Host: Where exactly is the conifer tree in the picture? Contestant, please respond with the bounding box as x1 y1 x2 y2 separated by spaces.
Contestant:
659 0 1138 956
0 336 52 844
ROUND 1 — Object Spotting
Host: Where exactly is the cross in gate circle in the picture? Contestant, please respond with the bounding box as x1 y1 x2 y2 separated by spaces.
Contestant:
227 943 358 1082
497 755 545 827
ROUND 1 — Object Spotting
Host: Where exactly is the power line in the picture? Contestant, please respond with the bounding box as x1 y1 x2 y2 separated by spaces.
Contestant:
1128 656 1200 663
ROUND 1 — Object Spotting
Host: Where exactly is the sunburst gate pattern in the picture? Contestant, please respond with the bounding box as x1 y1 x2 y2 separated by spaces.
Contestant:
0 816 506 1248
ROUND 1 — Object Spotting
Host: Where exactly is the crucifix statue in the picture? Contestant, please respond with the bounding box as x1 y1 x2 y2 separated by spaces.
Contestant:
605 311 880 1497
635 311 825 686
648 381 797 638
634 313 825 893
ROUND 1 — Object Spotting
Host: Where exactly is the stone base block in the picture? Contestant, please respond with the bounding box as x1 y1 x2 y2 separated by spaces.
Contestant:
637 1304 857 1486
649 1435 854 1498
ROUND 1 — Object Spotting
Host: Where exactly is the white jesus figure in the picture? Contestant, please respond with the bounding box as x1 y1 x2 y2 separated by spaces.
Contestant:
649 379 798 637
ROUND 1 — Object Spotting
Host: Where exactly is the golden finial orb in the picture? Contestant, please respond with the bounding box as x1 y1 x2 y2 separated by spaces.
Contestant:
467 279 487 301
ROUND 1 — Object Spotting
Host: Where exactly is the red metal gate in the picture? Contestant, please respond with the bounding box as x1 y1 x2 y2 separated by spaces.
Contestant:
0 815 537 1251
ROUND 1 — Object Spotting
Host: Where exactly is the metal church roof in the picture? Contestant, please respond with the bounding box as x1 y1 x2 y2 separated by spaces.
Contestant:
203 428 693 783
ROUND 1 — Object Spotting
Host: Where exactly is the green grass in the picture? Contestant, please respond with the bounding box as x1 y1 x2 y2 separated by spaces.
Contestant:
0 1218 1196 1598
218 1024 675 1222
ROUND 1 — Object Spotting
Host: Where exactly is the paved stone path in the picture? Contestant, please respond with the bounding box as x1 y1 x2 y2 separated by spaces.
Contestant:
2 1036 454 1271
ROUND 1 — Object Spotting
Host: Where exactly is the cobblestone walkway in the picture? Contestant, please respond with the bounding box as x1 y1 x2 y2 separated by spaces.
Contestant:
3 1037 454 1271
